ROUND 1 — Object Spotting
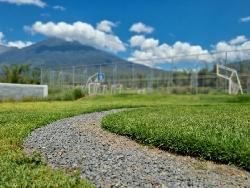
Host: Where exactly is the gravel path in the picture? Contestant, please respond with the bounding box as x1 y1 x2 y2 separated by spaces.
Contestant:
23 109 250 188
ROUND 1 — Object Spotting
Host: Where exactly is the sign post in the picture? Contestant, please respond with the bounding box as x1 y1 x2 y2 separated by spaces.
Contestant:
98 73 105 82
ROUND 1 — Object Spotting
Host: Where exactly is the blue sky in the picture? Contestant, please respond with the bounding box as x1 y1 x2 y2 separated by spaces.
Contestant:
0 0 250 66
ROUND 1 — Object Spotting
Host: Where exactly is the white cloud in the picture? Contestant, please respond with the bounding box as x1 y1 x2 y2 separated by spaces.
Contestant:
229 35 247 45
239 16 250 23
214 36 250 53
26 21 126 53
141 38 159 50
130 35 159 50
96 20 117 33
53 5 65 11
0 31 33 48
7 40 33 48
130 22 154 34
0 0 46 7
129 35 146 47
0 32 4 44
128 34 250 67
213 36 250 62
128 35 209 66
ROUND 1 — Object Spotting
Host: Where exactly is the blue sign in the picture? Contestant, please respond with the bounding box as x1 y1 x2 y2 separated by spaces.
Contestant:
97 73 105 82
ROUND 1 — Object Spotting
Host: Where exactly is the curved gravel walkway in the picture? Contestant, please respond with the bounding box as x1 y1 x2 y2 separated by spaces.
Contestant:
23 109 250 188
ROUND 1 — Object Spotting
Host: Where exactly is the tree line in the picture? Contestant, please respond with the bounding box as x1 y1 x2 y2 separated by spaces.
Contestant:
0 64 40 84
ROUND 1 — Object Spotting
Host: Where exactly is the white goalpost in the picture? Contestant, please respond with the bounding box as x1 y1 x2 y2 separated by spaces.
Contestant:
216 64 243 94
85 72 107 95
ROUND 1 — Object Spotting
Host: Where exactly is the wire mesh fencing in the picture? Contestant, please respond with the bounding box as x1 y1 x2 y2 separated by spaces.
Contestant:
40 49 250 95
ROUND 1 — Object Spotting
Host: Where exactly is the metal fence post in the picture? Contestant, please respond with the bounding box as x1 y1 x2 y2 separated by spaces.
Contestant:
113 63 117 85
72 66 75 86
99 64 102 73
225 51 228 65
149 69 153 91
247 76 250 94
171 58 174 90
40 68 43 85
85 66 88 85
132 63 135 89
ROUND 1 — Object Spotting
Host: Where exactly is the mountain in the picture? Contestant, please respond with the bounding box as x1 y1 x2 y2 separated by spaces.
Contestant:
0 38 146 70
0 38 167 86
0 45 14 55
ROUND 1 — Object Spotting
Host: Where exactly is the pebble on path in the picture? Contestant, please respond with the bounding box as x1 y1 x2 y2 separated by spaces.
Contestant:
23 109 250 188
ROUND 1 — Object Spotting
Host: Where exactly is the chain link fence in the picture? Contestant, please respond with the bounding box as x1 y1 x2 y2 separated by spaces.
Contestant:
40 49 250 94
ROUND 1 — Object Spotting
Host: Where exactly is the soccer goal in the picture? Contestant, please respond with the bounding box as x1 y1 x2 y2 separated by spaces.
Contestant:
216 64 243 94
85 72 106 95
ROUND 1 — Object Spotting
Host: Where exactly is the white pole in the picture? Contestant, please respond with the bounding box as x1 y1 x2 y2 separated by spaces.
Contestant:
40 68 43 85
229 79 232 94
72 66 75 86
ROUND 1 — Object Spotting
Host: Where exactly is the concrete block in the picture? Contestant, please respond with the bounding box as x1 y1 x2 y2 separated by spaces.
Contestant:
0 83 48 100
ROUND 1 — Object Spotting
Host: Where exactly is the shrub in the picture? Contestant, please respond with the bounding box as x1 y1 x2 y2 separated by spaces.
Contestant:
73 88 86 99
47 87 87 101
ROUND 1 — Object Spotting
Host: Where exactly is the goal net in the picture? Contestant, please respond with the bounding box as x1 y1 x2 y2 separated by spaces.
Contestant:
216 64 243 94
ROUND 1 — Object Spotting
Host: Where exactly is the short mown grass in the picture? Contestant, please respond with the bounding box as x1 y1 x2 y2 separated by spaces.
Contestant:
0 93 249 186
0 97 143 187
102 104 250 171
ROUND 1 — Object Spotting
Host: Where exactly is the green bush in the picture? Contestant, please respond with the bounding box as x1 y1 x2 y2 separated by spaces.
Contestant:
172 87 191 94
73 88 86 99
47 87 87 101
235 95 250 103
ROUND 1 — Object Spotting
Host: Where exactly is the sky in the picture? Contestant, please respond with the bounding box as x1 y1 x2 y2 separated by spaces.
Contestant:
0 0 250 67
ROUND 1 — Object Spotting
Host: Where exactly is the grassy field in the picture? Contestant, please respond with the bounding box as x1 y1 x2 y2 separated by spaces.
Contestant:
0 94 249 186
102 103 250 171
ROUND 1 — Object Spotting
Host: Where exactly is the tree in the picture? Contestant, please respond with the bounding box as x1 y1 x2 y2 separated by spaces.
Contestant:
30 67 41 84
0 64 40 84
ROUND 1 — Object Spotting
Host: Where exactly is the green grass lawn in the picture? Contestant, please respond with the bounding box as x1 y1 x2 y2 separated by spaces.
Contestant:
102 104 250 171
0 93 249 187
